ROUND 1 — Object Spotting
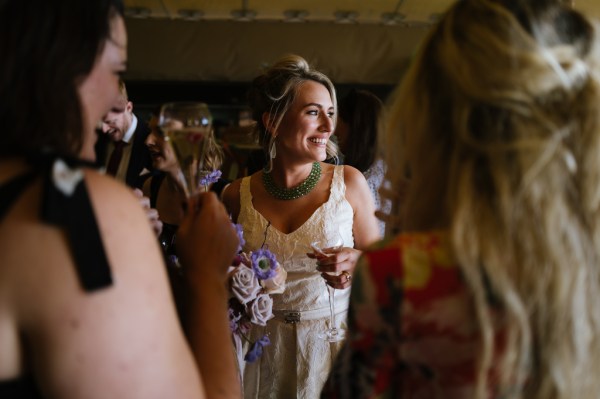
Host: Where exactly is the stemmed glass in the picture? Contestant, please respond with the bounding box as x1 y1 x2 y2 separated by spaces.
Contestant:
311 230 346 342
158 102 213 197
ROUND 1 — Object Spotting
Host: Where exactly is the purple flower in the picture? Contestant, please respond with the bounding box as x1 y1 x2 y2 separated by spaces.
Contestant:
233 223 245 253
251 248 278 280
228 307 242 333
244 335 271 363
199 169 222 187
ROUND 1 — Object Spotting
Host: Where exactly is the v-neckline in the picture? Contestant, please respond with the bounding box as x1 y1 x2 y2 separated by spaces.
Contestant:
250 197 329 238
246 167 337 238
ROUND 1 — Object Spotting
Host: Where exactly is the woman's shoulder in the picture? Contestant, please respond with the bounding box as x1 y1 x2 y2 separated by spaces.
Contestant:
363 231 453 261
221 176 242 200
85 169 149 214
338 164 368 187
323 163 361 179
11 169 199 396
221 176 247 221
81 170 166 282
335 164 372 206
360 230 458 291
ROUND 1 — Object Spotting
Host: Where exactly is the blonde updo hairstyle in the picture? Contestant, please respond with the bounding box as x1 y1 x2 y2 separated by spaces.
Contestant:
247 54 338 172
384 0 600 397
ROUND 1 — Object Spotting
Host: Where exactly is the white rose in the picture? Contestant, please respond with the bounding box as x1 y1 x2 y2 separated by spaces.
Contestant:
261 263 287 295
248 294 274 326
230 265 261 305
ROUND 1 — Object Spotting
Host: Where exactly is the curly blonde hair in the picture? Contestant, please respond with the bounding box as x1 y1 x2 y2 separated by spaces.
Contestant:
384 0 600 397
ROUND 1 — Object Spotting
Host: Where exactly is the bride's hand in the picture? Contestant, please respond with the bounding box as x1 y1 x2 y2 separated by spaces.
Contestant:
307 247 361 289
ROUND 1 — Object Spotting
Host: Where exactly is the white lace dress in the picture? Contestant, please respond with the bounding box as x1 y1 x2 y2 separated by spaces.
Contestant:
238 165 354 399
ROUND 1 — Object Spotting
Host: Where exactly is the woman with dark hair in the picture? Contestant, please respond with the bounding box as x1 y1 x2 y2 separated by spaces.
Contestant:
0 1 239 398
336 89 389 235
323 0 600 398
142 111 230 320
143 110 229 259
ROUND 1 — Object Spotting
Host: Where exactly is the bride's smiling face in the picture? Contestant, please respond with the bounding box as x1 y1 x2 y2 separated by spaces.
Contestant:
77 14 128 161
275 80 335 163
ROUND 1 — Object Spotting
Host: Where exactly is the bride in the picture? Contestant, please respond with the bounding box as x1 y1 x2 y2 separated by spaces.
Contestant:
222 54 380 398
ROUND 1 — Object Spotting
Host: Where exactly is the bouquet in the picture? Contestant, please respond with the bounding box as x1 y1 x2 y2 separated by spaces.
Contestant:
228 223 287 365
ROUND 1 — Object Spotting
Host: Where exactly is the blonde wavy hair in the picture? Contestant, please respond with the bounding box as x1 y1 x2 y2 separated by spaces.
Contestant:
247 54 338 172
203 128 224 171
383 0 600 397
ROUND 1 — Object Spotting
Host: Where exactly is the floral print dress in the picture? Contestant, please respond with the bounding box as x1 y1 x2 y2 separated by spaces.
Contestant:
322 231 493 398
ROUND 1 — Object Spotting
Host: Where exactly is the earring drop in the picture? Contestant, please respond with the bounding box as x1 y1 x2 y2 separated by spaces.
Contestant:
269 139 277 159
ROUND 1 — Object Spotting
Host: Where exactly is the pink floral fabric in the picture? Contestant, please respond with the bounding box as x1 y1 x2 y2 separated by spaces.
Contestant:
322 231 490 398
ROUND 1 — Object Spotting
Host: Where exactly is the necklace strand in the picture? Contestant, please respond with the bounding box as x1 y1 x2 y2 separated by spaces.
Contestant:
262 162 321 200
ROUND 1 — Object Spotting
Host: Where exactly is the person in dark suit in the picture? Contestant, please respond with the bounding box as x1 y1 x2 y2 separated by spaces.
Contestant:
95 79 152 188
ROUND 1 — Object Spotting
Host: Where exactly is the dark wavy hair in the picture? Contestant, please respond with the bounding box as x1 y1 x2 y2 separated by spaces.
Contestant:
338 89 383 173
0 0 124 157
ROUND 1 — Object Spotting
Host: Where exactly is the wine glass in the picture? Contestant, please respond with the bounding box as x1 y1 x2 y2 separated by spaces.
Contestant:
311 231 346 342
158 102 213 197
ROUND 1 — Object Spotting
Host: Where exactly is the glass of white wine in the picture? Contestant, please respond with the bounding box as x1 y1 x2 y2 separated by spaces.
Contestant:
311 230 346 342
158 102 213 197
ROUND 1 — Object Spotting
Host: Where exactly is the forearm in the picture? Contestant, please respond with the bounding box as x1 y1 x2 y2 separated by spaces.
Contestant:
176 193 241 398
185 276 241 399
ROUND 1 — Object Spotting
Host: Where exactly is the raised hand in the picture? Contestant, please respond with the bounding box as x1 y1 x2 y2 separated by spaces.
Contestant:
133 188 163 237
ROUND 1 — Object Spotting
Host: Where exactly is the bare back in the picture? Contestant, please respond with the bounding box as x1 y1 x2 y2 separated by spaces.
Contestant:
0 159 203 398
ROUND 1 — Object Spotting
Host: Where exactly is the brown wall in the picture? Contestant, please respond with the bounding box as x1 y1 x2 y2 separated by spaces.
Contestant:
125 18 430 85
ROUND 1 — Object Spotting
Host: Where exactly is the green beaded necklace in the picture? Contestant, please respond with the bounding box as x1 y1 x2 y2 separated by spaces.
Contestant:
262 162 321 200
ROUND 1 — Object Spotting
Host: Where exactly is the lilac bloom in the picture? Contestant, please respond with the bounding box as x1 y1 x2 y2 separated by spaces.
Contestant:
233 223 245 253
228 307 242 333
244 335 271 363
250 248 278 280
199 169 222 187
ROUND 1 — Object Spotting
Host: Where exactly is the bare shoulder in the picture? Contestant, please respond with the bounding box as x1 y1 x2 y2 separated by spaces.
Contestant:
221 176 244 221
341 164 369 190
339 164 374 212
86 170 146 211
84 170 163 264
222 176 242 201
14 170 201 398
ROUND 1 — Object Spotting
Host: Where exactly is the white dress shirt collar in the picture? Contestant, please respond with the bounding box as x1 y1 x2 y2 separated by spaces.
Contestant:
122 114 138 144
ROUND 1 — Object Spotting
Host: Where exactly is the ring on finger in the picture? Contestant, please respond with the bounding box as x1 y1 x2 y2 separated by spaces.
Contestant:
342 270 352 283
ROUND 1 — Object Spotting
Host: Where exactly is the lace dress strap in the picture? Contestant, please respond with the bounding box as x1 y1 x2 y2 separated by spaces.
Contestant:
329 165 346 202
321 165 355 248
238 176 252 220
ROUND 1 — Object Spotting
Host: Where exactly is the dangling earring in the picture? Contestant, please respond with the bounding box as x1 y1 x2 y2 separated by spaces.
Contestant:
269 137 277 160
